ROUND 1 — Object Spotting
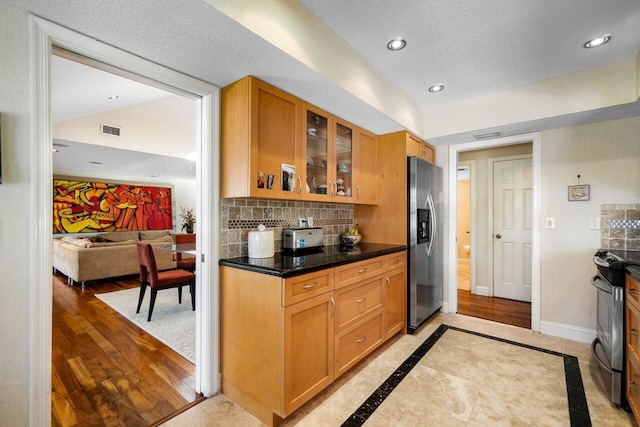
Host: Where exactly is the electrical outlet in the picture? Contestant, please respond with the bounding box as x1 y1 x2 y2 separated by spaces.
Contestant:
590 217 600 230
545 217 555 229
307 217 314 227
299 217 307 227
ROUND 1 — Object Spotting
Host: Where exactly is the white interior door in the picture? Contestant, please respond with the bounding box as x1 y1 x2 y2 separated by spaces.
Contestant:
493 157 532 302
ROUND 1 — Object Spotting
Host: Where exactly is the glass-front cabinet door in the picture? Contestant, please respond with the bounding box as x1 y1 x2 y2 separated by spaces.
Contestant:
334 117 354 202
302 104 333 201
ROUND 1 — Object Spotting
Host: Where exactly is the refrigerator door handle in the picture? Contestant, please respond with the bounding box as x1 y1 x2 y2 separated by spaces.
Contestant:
426 193 436 257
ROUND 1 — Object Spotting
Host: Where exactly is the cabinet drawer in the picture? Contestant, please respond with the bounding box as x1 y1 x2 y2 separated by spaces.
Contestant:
335 311 384 378
283 269 334 306
627 348 640 421
334 257 385 289
628 274 640 312
385 252 405 270
335 277 384 333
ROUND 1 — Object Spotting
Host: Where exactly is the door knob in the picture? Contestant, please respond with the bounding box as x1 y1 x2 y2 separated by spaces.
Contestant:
496 234 502 239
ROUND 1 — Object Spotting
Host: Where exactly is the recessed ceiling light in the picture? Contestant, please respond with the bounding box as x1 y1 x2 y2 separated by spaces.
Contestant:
108 95 120 100
52 149 59 153
428 85 444 93
584 34 611 48
387 37 406 51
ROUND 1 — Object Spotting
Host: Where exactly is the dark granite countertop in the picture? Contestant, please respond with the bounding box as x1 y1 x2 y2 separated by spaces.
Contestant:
219 243 407 278
628 265 640 282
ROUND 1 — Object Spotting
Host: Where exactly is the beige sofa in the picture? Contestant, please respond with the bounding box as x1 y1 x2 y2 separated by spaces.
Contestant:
52 230 177 287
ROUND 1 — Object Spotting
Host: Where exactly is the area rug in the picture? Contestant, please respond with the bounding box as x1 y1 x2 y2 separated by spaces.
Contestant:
95 287 195 363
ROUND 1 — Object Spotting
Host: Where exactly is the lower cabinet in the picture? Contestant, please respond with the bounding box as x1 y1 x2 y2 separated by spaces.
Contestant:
627 273 640 423
284 292 335 415
220 251 406 427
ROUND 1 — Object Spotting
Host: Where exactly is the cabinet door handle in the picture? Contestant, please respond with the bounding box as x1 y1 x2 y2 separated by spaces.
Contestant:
297 176 302 194
334 181 338 197
631 381 640 393
357 185 361 199
330 297 335 317
632 329 639 337
386 277 391 290
303 282 318 289
328 181 334 197
356 297 366 304
358 268 367 274
356 336 367 343
630 288 639 295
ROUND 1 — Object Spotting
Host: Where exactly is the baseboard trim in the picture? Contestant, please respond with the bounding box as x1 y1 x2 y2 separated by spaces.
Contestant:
474 286 489 297
441 301 449 313
540 320 596 344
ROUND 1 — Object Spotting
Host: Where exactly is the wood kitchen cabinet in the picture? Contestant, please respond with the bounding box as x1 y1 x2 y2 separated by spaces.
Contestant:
220 267 335 426
384 252 406 337
222 76 378 204
405 131 435 164
353 127 378 204
354 130 435 245
220 250 406 426
626 272 640 423
221 76 303 199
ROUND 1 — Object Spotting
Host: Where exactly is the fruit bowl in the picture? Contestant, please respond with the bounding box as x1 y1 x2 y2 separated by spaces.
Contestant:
340 234 361 246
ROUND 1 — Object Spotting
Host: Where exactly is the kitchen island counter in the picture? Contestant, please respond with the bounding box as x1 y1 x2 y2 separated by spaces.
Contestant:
219 243 406 278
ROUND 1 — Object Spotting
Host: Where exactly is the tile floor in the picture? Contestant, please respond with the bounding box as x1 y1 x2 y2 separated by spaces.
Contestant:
161 313 638 426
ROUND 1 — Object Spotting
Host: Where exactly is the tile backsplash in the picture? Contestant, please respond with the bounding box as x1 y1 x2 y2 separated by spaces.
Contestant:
220 198 354 258
601 204 640 250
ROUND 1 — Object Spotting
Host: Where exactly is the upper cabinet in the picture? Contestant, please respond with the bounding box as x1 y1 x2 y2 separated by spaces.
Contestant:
221 77 302 199
221 76 377 205
405 132 435 164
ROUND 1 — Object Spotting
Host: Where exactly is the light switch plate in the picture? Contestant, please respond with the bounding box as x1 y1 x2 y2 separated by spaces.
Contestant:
590 217 601 230
307 217 314 227
546 217 555 229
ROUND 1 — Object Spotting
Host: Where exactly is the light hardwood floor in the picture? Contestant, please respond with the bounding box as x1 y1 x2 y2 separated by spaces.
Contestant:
51 273 203 426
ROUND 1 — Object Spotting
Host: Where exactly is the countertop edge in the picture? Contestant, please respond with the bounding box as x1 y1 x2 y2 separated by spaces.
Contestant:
219 245 407 278
628 265 640 282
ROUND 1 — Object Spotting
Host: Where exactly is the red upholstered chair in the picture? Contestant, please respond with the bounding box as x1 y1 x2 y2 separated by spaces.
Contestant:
176 233 196 272
136 242 195 321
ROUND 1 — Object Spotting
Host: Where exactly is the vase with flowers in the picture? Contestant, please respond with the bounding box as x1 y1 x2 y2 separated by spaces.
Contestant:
180 206 196 234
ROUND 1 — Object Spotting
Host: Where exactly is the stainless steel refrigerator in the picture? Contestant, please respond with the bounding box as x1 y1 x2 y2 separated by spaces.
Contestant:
407 156 443 332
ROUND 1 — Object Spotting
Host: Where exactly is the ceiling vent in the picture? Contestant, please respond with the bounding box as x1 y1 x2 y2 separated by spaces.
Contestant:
473 132 501 141
101 124 121 137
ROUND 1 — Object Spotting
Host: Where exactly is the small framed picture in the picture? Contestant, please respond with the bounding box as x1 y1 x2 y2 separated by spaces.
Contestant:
281 163 295 192
568 185 590 201
266 174 275 189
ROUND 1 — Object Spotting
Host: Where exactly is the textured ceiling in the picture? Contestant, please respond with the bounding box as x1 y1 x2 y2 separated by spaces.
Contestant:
300 0 640 110
6 0 640 148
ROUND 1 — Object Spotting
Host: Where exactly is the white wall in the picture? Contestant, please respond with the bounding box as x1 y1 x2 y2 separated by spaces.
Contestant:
0 2 30 424
540 115 640 329
53 96 197 159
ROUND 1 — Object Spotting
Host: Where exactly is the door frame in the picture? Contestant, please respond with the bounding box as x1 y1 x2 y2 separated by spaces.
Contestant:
447 132 541 331
29 17 221 425
487 154 532 298
456 160 476 294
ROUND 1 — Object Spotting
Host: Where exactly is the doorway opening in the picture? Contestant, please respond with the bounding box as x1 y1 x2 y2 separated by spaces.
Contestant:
50 51 204 424
449 138 538 330
30 18 220 425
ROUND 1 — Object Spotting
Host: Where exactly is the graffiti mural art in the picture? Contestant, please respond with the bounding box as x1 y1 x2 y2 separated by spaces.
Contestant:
53 179 172 234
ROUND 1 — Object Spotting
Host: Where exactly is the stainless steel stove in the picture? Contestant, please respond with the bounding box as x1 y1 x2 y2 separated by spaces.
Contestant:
592 249 640 407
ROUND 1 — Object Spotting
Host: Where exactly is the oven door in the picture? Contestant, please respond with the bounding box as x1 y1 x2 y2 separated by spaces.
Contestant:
592 274 613 364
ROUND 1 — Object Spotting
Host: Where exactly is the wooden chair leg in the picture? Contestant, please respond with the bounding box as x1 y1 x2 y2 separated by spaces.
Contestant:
148 289 158 321
190 283 196 311
136 282 148 314
178 286 183 304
